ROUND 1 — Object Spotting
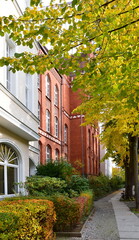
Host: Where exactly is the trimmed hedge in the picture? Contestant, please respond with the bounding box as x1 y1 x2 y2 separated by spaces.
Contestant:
25 176 67 196
89 175 124 199
79 190 94 217
48 195 80 232
0 199 56 240
48 191 94 232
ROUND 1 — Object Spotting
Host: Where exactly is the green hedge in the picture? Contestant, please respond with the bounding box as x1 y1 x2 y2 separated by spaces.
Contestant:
89 175 124 199
66 175 90 194
0 199 56 240
25 176 67 196
36 161 74 181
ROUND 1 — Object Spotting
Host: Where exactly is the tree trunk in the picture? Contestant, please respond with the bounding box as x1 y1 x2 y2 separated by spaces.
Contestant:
129 135 139 208
124 154 133 199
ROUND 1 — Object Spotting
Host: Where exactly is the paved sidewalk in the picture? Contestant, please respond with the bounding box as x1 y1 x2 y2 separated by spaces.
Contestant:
56 190 139 240
111 192 139 240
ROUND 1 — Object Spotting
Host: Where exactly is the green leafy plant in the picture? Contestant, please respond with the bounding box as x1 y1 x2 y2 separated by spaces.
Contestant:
67 175 90 194
89 175 124 199
25 175 67 196
36 160 75 181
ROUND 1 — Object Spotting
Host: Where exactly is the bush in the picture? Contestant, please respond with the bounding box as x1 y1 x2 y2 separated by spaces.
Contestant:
80 190 94 216
48 194 80 232
67 175 90 194
89 174 124 199
89 175 111 199
76 190 94 219
36 160 75 181
25 176 67 196
0 199 56 240
110 175 124 190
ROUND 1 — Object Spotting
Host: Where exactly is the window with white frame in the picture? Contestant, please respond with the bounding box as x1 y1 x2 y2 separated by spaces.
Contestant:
55 149 59 160
38 102 41 126
54 85 59 106
37 74 40 89
46 74 51 98
54 116 59 138
0 143 19 195
64 124 68 144
25 74 32 111
6 39 16 96
46 145 51 162
46 110 50 133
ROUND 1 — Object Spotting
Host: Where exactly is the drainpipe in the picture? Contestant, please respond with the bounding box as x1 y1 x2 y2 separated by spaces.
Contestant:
60 76 63 158
80 115 84 176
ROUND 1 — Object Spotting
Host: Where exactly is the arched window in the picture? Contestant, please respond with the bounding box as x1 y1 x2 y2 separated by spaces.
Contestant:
55 116 59 138
55 149 59 160
0 143 19 195
46 145 51 162
46 74 51 98
46 110 50 133
64 124 68 144
54 85 59 106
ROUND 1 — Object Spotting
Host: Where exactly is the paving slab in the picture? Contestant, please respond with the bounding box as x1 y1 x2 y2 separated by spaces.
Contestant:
120 239 139 240
111 191 139 240
119 231 139 238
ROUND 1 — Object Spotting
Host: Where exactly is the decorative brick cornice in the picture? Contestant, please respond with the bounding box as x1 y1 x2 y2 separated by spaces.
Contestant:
39 129 61 145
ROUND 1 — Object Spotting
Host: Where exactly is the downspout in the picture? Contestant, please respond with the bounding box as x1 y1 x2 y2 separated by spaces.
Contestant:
80 115 84 176
60 76 63 158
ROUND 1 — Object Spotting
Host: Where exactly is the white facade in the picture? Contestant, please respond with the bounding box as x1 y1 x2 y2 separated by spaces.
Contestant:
0 0 39 198
99 123 113 177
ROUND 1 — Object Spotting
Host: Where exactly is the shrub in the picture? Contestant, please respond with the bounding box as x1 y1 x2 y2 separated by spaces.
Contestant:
89 174 124 199
36 160 75 181
67 175 90 194
0 199 56 240
25 176 67 196
48 194 80 232
110 175 124 190
80 190 94 216
76 190 94 220
89 175 111 199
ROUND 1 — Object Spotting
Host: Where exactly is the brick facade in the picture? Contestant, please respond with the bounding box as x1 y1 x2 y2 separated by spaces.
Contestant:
38 68 100 176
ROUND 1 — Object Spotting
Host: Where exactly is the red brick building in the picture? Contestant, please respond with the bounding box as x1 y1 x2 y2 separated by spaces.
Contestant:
38 68 100 176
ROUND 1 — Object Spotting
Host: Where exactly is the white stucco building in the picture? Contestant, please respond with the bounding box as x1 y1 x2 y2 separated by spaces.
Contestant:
0 0 39 198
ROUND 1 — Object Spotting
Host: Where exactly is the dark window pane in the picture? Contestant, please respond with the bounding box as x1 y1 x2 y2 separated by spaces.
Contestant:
0 166 4 195
7 167 18 194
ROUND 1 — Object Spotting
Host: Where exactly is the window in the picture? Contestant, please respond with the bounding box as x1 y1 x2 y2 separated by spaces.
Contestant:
0 143 19 195
88 129 91 147
6 40 16 95
64 124 68 144
46 74 51 98
55 116 59 137
38 102 40 120
37 74 40 88
46 145 51 162
54 85 59 106
55 149 59 160
25 74 32 111
46 110 50 133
